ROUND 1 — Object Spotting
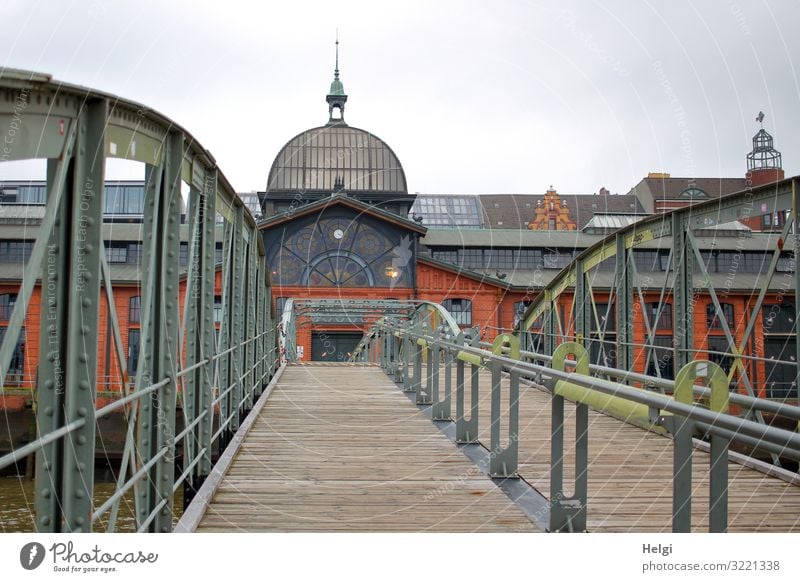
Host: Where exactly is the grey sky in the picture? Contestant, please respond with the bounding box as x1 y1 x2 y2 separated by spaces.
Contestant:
1 0 798 196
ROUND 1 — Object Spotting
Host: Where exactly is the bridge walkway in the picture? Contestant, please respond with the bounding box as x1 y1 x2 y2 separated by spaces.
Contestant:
187 364 539 532
480 370 800 532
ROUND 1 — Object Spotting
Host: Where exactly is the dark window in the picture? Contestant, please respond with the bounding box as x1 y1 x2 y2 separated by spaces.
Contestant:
275 297 288 318
105 244 128 264
646 302 672 330
592 303 616 333
0 293 17 320
707 303 734 330
645 335 674 380
776 254 796 273
634 250 662 271
588 337 616 369
543 249 573 269
431 249 458 263
0 326 25 379
0 241 33 262
128 243 143 264
443 298 472 326
763 337 797 399
214 295 223 324
457 248 486 269
129 296 141 324
215 242 223 264
707 336 734 376
179 242 189 266
763 304 795 334
104 184 145 215
127 329 141 378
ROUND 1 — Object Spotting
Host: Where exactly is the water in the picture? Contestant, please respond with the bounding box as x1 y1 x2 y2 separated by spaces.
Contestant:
0 477 183 532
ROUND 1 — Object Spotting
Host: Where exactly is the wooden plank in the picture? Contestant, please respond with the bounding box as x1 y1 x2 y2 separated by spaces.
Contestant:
467 368 800 532
195 364 539 533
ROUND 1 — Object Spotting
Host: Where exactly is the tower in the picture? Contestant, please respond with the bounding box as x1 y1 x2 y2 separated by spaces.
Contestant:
326 35 348 125
746 112 784 187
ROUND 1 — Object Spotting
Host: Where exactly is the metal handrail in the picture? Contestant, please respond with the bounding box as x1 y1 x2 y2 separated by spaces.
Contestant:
482 342 800 422
358 316 800 533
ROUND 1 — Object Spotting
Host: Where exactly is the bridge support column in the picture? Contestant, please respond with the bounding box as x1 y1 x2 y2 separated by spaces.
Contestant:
183 169 218 509
136 130 184 532
615 233 634 373
33 100 106 532
672 214 694 370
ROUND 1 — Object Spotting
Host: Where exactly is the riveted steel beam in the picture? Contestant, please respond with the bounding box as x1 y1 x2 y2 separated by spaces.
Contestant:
135 130 184 533
58 98 108 532
33 133 78 532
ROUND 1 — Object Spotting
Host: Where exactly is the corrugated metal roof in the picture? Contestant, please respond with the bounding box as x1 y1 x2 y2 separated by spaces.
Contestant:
582 214 646 231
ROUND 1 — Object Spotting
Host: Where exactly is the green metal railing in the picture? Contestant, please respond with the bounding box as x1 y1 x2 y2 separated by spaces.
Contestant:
0 69 278 532
353 316 800 533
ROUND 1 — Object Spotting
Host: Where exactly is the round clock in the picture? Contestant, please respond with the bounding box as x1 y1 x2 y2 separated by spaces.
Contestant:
333 228 344 240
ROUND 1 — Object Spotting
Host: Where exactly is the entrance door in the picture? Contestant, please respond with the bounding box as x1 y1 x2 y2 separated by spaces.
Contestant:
311 332 364 362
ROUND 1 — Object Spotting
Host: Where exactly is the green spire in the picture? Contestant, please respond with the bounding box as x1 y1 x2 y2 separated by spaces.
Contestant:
329 33 345 96
326 31 348 124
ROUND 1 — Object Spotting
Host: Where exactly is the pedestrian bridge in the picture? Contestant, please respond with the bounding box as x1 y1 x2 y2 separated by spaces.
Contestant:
0 70 798 534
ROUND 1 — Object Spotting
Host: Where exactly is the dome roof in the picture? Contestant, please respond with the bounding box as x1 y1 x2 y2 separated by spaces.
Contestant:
266 125 408 195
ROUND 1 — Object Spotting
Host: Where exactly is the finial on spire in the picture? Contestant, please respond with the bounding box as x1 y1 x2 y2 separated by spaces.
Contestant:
756 111 765 126
326 31 348 125
335 28 340 80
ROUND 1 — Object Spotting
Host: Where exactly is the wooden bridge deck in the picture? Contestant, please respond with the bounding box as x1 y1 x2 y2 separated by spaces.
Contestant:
186 363 800 533
193 364 539 532
474 370 800 532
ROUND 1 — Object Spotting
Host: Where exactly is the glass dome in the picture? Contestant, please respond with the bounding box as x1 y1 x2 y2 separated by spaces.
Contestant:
266 125 408 196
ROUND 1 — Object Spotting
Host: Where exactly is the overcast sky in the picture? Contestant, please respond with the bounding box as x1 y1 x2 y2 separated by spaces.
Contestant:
2 0 798 195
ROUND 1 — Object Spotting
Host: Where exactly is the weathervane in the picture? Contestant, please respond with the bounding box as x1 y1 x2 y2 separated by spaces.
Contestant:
756 111 765 127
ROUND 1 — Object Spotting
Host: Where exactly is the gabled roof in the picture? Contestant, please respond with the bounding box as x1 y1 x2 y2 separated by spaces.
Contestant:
630 177 747 201
478 194 645 230
418 255 516 290
258 194 427 234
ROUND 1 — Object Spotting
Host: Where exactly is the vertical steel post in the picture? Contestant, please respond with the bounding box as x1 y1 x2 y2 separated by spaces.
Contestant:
793 179 800 402
34 154 73 532
574 258 591 349
549 342 589 532
401 335 411 390
672 214 694 370
34 101 106 532
136 130 183 532
615 233 633 372
183 169 217 505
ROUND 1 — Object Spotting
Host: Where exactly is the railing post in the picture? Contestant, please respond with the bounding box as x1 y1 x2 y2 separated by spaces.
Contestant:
549 342 589 532
411 338 423 395
672 360 730 532
615 232 634 373
432 348 453 420
393 330 403 381
455 330 481 443
402 335 413 391
418 338 434 405
489 334 520 478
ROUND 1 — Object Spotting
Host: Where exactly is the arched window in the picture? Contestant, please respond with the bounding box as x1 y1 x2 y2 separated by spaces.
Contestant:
707 303 734 330
129 296 141 324
275 297 288 317
0 293 17 320
443 298 472 326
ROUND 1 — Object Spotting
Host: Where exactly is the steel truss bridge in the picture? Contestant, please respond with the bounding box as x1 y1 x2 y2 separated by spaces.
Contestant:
0 70 798 533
